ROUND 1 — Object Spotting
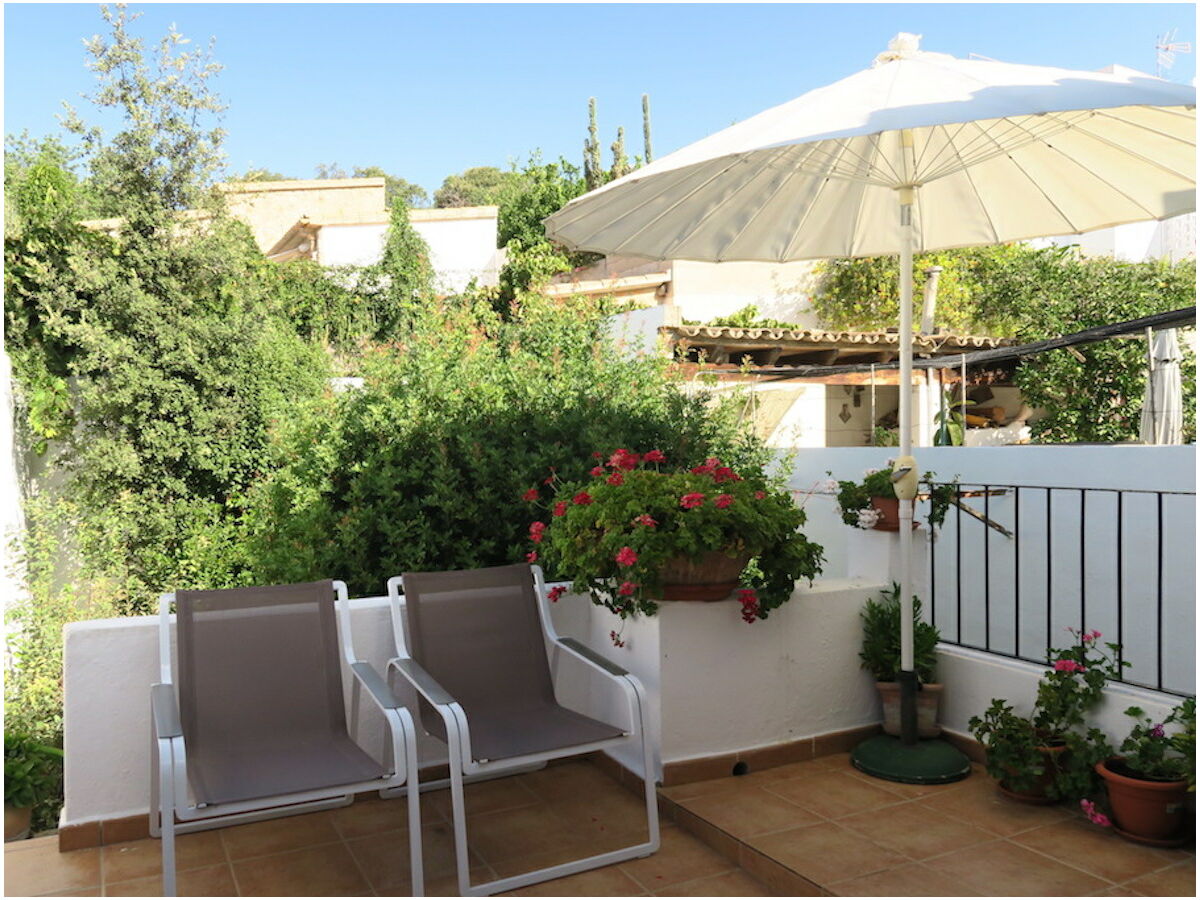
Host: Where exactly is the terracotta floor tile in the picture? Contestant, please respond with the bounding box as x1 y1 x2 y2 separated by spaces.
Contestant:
465 803 591 865
845 765 978 799
1123 861 1197 897
765 769 910 819
218 808 342 860
3 841 100 897
658 775 751 802
546 783 653 841
347 821 470 889
839 802 993 860
426 775 541 820
232 840 371 896
1091 887 1146 897
29 890 102 897
418 865 497 897
517 761 623 804
100 831 225 883
618 825 735 891
749 821 910 884
924 839 1109 896
500 863 646 895
919 779 1072 837
103 863 236 896
659 868 773 896
677 786 820 839
330 793 443 839
830 861 982 896
812 751 854 770
1011 818 1188 884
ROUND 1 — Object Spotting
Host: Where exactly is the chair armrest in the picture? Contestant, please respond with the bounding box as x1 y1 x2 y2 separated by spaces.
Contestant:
388 657 457 707
151 684 182 739
557 638 629 677
350 662 402 711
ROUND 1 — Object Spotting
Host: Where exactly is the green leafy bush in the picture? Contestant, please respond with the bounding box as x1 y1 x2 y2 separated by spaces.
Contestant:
858 584 939 683
4 733 63 810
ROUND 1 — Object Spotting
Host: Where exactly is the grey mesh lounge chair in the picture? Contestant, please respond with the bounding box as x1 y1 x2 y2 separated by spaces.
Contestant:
384 563 660 896
150 580 422 897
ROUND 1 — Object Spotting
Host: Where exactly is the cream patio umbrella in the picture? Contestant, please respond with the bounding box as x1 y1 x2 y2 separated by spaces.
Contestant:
545 33 1196 776
1140 328 1184 444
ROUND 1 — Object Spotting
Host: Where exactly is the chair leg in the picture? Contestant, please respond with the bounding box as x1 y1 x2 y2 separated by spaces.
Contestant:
157 742 177 897
636 690 661 855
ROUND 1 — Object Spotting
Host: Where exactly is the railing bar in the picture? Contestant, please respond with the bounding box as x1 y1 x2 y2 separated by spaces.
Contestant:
922 481 1193 497
1157 492 1164 693
1115 492 1124 681
1014 486 1021 660
930 484 937 629
1080 488 1086 637
956 483 963 645
1046 488 1052 659
984 484 991 651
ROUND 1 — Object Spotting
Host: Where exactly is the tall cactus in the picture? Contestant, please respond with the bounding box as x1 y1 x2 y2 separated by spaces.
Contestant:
610 127 630 180
584 97 603 190
642 93 653 163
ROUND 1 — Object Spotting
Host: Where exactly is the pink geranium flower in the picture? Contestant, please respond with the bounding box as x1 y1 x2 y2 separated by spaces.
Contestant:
526 550 538 562
714 494 734 509
1054 659 1087 674
590 466 605 477
615 546 638 567
608 448 640 470
1080 799 1112 827
618 581 638 596
679 492 706 509
633 514 658 528
754 490 766 500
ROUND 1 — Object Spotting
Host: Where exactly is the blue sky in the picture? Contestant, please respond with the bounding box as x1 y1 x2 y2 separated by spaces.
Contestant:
4 3 1196 198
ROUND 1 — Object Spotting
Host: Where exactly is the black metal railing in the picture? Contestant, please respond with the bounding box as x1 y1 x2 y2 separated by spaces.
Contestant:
926 482 1196 698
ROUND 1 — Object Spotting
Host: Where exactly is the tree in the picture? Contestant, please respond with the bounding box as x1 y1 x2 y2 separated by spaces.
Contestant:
314 161 347 179
231 166 290 182
351 165 428 207
433 165 515 208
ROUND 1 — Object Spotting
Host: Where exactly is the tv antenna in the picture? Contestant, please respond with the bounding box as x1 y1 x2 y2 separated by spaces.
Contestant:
1155 28 1192 78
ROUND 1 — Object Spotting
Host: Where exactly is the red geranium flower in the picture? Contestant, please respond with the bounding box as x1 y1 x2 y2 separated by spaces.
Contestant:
713 467 742 483
526 550 538 562
679 492 706 509
754 491 766 500
618 581 638 596
608 448 640 470
522 488 539 502
547 585 567 603
714 494 734 509
553 501 568 517
590 466 605 476
607 471 625 486
529 521 546 534
530 532 544 543
615 546 638 567
633 514 658 528
573 491 594 505
643 449 666 463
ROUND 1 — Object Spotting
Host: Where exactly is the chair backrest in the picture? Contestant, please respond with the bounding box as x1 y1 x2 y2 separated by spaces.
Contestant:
175 581 350 760
401 564 555 739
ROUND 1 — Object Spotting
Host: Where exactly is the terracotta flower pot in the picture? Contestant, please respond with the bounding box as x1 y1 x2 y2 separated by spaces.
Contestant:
877 682 943 738
1096 758 1190 847
660 550 752 602
997 743 1067 804
869 496 917 531
4 805 31 842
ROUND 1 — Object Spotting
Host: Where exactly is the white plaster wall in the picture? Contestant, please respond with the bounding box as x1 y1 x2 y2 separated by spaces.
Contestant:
937 644 1186 747
550 579 884 772
609 306 670 359
316 223 388 268
1032 213 1197 263
410 216 501 293
766 384 827 448
670 259 821 325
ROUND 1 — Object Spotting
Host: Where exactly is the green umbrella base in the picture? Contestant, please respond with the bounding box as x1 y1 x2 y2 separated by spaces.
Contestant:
850 734 972 785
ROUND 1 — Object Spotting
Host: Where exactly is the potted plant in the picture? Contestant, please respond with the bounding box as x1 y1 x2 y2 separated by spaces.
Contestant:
859 584 943 737
969 629 1123 804
526 449 823 644
1090 698 1195 846
832 466 957 532
4 733 63 842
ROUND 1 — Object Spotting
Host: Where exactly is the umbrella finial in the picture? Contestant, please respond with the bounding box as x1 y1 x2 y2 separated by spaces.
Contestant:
875 32 923 65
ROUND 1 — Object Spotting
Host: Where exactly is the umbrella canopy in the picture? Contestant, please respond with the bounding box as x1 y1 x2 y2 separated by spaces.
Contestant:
1140 328 1185 444
544 33 1196 750
546 35 1195 262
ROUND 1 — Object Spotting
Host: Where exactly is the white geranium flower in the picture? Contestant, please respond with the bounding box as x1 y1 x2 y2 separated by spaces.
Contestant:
857 507 882 528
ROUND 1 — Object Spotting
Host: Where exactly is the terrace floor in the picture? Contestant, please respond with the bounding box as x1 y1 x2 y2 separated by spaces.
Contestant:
5 754 1195 897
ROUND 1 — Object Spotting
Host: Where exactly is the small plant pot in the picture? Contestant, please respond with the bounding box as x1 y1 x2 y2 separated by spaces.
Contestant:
997 743 1067 804
869 497 918 531
877 682 943 738
4 804 32 842
1095 758 1190 847
660 550 752 602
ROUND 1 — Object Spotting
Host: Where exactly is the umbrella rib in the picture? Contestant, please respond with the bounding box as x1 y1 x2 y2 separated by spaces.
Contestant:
1089 109 1198 148
616 149 792 258
921 111 1095 183
940 123 1003 245
781 138 858 260
1067 123 1195 182
846 134 886 257
914 120 975 182
961 118 1081 233
712 146 813 261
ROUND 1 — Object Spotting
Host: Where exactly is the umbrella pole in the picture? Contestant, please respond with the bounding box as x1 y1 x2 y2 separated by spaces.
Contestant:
897 189 917 746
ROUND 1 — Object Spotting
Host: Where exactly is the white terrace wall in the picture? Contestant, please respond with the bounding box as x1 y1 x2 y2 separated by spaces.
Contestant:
789 444 1196 738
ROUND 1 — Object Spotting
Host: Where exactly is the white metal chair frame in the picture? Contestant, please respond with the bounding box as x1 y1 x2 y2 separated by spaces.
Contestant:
150 581 423 897
384 565 660 897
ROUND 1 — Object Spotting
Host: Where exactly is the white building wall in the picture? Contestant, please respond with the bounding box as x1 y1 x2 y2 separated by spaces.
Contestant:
669 259 821 325
1033 212 1196 263
410 213 502 293
316 223 389 268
